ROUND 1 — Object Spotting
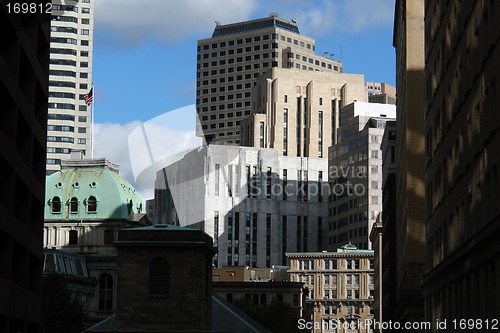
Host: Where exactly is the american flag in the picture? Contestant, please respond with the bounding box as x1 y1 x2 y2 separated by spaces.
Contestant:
84 88 93 106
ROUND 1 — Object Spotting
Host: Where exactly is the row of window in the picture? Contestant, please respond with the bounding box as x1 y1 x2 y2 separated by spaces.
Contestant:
50 37 91 46
199 81 252 89
199 44 279 60
52 15 90 24
197 65 278 80
48 103 89 111
50 26 90 35
199 33 313 50
50 195 97 214
197 99 251 109
50 48 89 57
297 258 372 270
200 118 241 127
47 125 86 133
52 4 91 13
198 48 277 61
50 59 89 67
50 70 90 79
49 81 89 90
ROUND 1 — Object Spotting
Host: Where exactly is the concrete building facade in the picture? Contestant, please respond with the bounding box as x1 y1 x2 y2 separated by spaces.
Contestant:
155 145 329 268
422 0 500 328
327 102 396 250
0 6 50 332
287 243 375 333
392 0 426 324
241 68 368 158
196 15 343 145
47 0 94 173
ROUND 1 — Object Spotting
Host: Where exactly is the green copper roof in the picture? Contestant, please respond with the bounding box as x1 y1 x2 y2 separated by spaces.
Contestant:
45 159 144 221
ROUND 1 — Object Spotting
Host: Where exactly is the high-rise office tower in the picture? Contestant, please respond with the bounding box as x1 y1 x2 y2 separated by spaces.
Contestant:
47 0 94 174
393 0 426 324
196 15 343 145
1 4 50 332
241 68 368 158
327 102 396 250
423 0 500 324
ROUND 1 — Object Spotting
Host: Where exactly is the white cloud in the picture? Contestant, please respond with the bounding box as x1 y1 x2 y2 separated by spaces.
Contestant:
93 121 140 184
273 0 338 37
94 0 259 46
341 0 395 33
94 106 202 202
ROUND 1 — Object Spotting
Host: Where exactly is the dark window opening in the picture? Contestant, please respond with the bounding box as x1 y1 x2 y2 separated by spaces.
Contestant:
149 257 169 297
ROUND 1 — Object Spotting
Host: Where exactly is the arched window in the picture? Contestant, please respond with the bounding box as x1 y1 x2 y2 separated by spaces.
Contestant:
68 230 78 245
98 273 113 311
149 257 169 297
69 197 78 213
103 229 114 245
51 196 61 213
87 196 97 213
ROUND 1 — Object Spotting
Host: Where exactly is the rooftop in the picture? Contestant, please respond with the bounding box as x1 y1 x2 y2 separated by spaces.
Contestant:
212 16 300 38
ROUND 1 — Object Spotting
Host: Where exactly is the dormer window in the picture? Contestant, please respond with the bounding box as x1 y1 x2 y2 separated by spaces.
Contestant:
51 196 62 213
70 197 78 213
87 195 97 213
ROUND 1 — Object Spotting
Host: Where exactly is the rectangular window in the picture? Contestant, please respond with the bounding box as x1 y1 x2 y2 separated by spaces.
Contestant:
215 164 220 196
259 122 265 148
282 216 287 265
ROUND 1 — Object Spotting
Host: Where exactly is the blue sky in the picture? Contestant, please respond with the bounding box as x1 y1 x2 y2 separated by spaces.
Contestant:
92 0 395 124
91 0 396 200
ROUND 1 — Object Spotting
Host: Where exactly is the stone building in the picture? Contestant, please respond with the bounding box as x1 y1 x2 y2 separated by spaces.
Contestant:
43 158 149 323
327 102 396 250
392 0 426 323
422 0 500 327
287 243 375 333
155 145 329 268
241 68 368 158
196 15 343 145
114 224 216 331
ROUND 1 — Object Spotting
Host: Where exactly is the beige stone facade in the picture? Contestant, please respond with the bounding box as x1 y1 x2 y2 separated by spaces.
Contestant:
241 68 368 158
287 244 374 333
422 0 500 329
196 16 343 145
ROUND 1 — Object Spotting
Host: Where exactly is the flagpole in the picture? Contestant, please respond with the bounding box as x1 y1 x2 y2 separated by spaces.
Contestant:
91 81 95 159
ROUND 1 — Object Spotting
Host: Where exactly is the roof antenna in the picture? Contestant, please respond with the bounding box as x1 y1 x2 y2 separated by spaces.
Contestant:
269 11 279 17
215 21 221 26
340 42 343 63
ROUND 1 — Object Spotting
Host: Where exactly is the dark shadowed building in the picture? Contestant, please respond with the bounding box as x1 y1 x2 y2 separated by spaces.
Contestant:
0 4 50 332
423 0 500 328
114 224 216 332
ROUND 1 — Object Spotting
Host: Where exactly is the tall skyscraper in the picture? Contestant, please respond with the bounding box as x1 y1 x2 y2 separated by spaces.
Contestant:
0 4 50 332
241 68 368 158
327 102 396 250
423 0 500 324
196 15 343 145
393 0 426 324
47 0 94 174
